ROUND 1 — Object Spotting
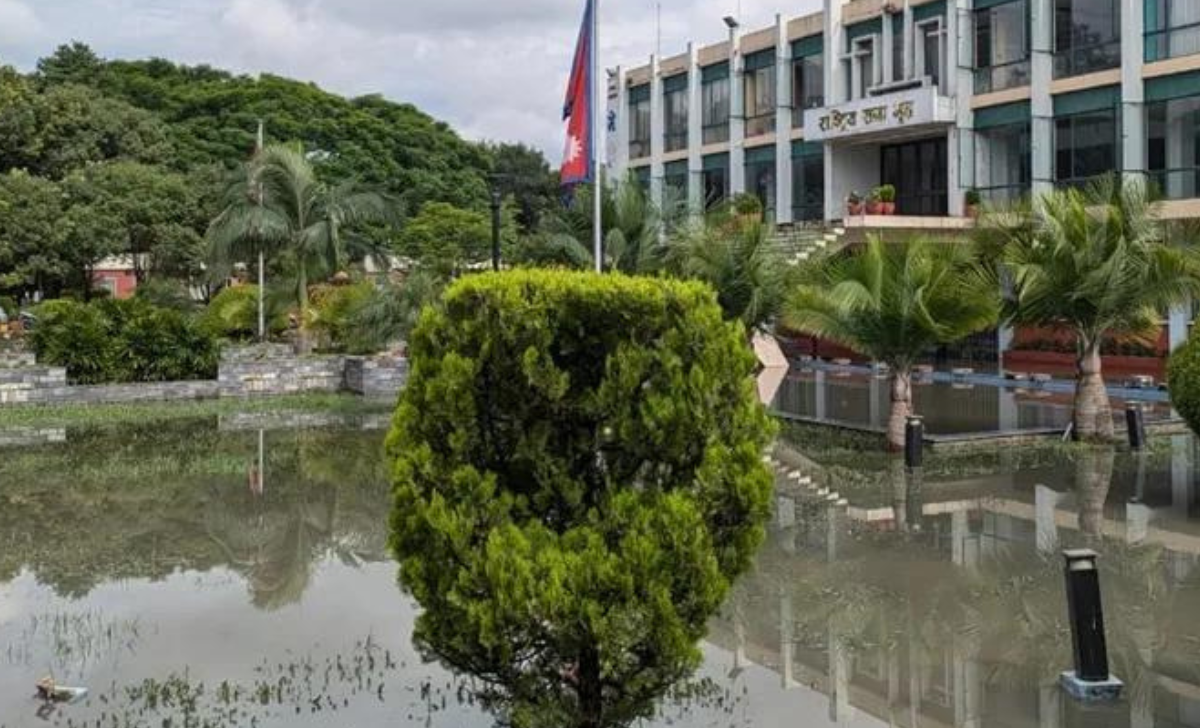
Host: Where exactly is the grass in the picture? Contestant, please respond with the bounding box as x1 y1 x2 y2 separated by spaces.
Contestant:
0 392 395 429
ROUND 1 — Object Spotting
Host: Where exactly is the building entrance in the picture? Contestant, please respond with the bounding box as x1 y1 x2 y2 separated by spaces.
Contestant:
881 137 948 215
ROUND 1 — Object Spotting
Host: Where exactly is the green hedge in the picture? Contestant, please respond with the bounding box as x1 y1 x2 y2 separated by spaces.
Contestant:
31 298 219 384
1170 336 1200 435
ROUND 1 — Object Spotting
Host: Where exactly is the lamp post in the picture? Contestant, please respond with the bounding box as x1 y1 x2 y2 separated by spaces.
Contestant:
489 180 503 272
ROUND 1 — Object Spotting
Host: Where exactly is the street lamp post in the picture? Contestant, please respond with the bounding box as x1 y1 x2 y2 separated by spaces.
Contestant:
490 184 503 272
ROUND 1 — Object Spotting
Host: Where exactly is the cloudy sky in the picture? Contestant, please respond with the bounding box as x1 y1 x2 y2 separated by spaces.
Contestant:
0 0 820 159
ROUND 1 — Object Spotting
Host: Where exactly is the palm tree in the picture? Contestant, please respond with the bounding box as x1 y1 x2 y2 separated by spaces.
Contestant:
785 236 1000 451
667 211 791 334
207 143 394 344
977 176 1200 441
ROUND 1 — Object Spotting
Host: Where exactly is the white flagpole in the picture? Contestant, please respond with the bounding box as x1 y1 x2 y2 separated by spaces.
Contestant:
592 0 603 273
255 120 266 342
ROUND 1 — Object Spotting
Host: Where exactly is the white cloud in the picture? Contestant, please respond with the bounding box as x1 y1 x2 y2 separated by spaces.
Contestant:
8 0 823 160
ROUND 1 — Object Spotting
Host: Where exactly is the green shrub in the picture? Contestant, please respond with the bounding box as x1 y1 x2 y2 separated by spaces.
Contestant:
201 285 286 341
135 279 197 313
30 297 218 384
309 281 379 354
1169 336 1200 434
730 192 764 216
387 269 775 725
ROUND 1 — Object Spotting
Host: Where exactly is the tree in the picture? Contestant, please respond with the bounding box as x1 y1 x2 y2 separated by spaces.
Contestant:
488 142 560 233
398 201 512 277
667 211 792 334
978 177 1200 441
35 42 104 86
388 270 775 728
0 170 68 301
206 143 394 329
785 237 999 451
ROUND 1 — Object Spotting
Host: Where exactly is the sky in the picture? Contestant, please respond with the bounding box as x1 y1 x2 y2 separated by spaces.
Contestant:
0 0 821 160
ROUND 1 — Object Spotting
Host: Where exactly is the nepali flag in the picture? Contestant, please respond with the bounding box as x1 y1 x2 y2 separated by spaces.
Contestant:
561 0 594 186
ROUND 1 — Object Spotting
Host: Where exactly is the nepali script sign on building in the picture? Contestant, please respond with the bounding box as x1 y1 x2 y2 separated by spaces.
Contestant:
802 86 955 142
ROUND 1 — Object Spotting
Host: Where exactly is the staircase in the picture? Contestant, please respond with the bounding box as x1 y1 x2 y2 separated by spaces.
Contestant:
767 224 847 266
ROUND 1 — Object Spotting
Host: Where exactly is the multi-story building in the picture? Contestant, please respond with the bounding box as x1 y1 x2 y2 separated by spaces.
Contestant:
607 0 1200 363
608 0 1200 224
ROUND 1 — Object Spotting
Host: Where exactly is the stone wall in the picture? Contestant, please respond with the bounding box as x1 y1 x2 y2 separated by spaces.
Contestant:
3 380 222 406
343 355 408 398
218 346 345 397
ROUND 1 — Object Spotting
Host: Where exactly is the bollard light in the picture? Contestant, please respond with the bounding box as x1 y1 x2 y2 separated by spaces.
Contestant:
1059 549 1123 701
904 416 924 469
1125 404 1146 451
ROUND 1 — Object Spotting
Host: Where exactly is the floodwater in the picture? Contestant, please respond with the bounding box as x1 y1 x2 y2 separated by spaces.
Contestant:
772 368 1175 435
1 413 1199 727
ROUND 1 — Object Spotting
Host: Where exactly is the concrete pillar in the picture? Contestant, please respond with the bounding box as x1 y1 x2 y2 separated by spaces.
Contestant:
1170 298 1191 351
815 369 828 420
775 14 794 225
903 2 915 79
999 384 1018 431
829 626 851 723
1029 0 1055 196
1172 434 1191 518
953 637 983 728
823 0 845 220
1038 682 1062 728
611 67 630 181
729 26 746 195
780 592 797 688
686 44 704 215
882 6 896 84
952 0 974 215
1122 0 1146 181
649 54 665 209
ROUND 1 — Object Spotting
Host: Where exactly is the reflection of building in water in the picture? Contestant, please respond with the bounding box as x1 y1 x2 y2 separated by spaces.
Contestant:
715 444 1200 727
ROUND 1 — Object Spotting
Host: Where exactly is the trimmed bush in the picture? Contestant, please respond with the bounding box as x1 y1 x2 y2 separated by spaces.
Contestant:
1169 336 1200 435
387 269 775 725
30 298 218 384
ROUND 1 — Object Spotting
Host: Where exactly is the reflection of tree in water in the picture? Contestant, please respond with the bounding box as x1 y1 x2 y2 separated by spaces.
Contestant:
0 421 391 608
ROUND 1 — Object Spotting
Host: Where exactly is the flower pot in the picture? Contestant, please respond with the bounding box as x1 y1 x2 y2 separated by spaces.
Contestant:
866 201 883 215
966 204 979 219
882 201 896 215
847 202 863 216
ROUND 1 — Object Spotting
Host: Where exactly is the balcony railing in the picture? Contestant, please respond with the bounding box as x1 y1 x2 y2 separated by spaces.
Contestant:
703 123 729 145
1148 167 1200 200
745 113 776 138
664 130 688 153
1053 39 1120 79
973 59 1031 95
1146 21 1200 63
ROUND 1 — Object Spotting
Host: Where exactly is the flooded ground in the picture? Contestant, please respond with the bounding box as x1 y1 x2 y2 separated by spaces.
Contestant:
1 412 1199 726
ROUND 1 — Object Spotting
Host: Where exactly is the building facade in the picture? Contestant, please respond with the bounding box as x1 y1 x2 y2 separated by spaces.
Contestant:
609 0 1200 231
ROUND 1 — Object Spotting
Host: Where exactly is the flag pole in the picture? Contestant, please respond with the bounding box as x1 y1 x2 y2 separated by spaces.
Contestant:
255 120 266 342
592 0 603 273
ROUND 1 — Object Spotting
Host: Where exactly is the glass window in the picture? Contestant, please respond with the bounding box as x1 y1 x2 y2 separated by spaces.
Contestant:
791 55 824 127
1053 0 1120 78
975 122 1031 204
745 157 777 222
1054 109 1117 188
881 137 948 215
629 90 651 159
1146 0 1200 62
892 16 905 82
1147 96 1200 199
792 154 825 222
702 76 730 144
664 85 688 153
853 37 876 99
920 22 944 91
703 165 728 209
974 0 1030 93
745 64 777 138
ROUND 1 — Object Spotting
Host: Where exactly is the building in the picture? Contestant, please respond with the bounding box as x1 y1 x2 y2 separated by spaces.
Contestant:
608 0 1200 368
93 256 139 300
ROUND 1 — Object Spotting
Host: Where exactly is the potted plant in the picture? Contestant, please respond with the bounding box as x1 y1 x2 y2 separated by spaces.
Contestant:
877 184 896 215
731 192 764 223
865 188 883 215
964 188 982 218
846 191 863 216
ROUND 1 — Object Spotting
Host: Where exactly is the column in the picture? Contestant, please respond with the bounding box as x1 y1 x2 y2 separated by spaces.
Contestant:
1121 0 1146 181
775 14 794 225
882 6 895 83
1169 298 1191 351
1029 0 1055 196
686 43 704 215
823 0 846 221
1035 484 1060 555
903 2 915 79
1038 681 1062 728
950 0 973 216
780 592 797 689
729 27 747 195
998 384 1018 431
815 369 828 420
649 54 665 209
611 67 630 181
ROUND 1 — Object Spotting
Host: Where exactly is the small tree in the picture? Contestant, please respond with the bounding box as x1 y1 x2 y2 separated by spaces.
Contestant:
978 177 1200 441
388 270 775 728
785 236 1000 451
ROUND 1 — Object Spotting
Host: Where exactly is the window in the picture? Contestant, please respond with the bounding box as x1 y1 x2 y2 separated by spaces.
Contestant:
702 70 730 144
744 54 777 138
663 161 689 211
1053 0 1119 78
792 152 824 222
1147 96 1200 199
745 152 777 221
974 0 1030 93
918 21 945 92
628 86 651 159
1146 0 1200 62
881 137 948 215
663 76 688 153
1054 109 1117 188
791 54 824 127
848 36 877 99
892 14 905 82
975 122 1031 204
703 155 729 209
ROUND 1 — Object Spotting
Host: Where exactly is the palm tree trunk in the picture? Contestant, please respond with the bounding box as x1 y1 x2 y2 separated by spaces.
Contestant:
295 260 311 355
887 370 913 453
1073 339 1113 442
1075 445 1114 539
